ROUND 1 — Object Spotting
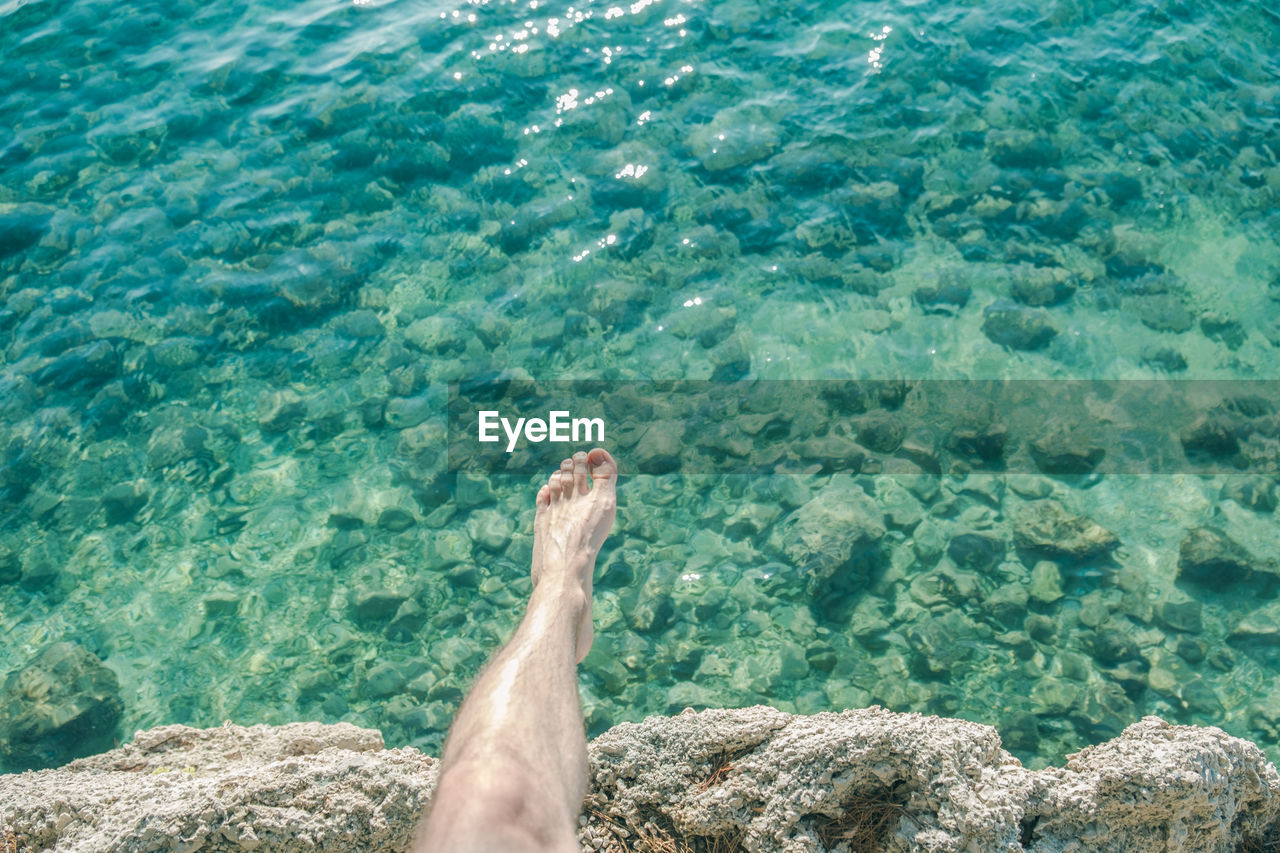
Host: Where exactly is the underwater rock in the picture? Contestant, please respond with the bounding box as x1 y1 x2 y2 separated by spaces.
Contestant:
1100 172 1144 207
256 389 306 433
1178 677 1226 717
988 130 1061 169
877 481 923 533
102 480 150 524
377 506 417 532
907 612 981 676
0 642 124 771
1180 413 1242 459
792 253 843 287
588 144 668 211
998 710 1041 753
690 111 779 173
722 502 782 538
384 393 435 429
332 309 385 340
981 301 1059 350
1075 681 1137 739
855 411 905 453
768 477 885 589
15 541 66 595
1156 598 1204 634
144 423 213 470
1007 476 1054 500
1178 526 1273 588
1030 678 1080 716
804 644 838 673
31 323 94 359
350 590 409 627
957 473 1004 508
602 207 657 262
202 592 240 621
983 584 1030 629
839 181 907 242
912 276 971 315
0 544 19 585
1083 626 1142 665
911 518 946 564
898 429 943 476
632 421 685 474
0 204 53 260
465 509 514 552
1231 605 1280 645
764 145 850 194
453 471 495 508
1025 613 1057 643
1200 312 1246 350
494 191 591 255
1028 560 1065 604
442 106 513 174
1136 293 1194 333
1013 499 1118 561
365 660 430 699
1140 345 1188 373
664 303 737 348
1029 431 1105 476
703 316 745 357
33 340 119 392
386 599 429 642
1221 476 1278 512
589 276 654 332
1177 638 1208 664
945 408 1008 464
404 315 466 356
426 529 471 568
1009 264 1077 307
947 532 1004 572
383 140 451 186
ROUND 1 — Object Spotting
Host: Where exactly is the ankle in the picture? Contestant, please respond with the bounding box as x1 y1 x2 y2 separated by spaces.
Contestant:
530 578 589 617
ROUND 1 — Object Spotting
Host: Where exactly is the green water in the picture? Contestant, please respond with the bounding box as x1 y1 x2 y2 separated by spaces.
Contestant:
1 0 1279 772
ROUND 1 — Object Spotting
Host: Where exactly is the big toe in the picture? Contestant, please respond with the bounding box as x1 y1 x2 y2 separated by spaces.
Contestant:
587 448 617 491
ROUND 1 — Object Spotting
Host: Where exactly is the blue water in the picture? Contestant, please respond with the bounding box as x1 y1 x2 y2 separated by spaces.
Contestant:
2 0 1279 773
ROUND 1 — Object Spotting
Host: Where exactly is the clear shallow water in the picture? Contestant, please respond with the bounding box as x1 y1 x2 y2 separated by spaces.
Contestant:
1 0 1279 771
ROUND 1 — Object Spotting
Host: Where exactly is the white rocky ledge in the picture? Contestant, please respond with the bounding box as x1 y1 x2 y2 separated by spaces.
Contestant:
0 707 1276 852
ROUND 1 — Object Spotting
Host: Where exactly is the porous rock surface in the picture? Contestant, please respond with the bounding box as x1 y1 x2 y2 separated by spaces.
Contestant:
0 708 1276 852
0 722 437 852
583 708 1279 852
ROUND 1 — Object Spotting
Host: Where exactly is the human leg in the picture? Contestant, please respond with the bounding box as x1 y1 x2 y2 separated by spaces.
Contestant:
413 449 618 852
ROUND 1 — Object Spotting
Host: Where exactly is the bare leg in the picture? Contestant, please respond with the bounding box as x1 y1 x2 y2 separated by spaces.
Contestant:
414 448 618 852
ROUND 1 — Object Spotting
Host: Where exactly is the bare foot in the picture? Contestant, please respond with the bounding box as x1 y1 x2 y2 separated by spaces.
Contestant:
531 448 617 662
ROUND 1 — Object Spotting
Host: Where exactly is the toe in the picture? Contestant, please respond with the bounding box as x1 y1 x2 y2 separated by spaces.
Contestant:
536 484 550 510
572 451 590 495
547 469 563 502
587 448 618 491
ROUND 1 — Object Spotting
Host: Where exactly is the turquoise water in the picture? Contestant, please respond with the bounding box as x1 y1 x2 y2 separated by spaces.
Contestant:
2 0 1279 772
